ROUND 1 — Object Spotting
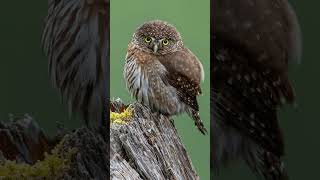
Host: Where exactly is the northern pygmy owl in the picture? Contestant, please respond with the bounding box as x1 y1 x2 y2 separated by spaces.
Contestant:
124 20 207 134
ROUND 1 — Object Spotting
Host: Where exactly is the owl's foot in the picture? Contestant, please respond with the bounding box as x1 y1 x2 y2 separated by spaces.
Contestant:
169 118 175 127
158 113 175 127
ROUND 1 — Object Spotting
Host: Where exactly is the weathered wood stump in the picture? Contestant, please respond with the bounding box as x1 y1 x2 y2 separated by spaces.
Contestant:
0 114 53 164
0 99 198 180
110 99 199 180
0 115 109 179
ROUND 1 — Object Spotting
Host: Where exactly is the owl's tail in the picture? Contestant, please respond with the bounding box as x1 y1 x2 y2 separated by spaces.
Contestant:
212 121 288 180
188 109 207 135
257 149 289 180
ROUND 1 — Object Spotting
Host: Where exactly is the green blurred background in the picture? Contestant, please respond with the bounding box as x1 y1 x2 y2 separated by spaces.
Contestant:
110 0 210 179
0 0 319 180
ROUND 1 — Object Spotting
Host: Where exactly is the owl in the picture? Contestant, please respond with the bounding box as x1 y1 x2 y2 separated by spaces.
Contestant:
124 20 207 134
212 0 301 179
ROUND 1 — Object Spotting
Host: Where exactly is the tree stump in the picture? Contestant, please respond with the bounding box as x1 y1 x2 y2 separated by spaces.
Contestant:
110 99 199 180
0 99 199 180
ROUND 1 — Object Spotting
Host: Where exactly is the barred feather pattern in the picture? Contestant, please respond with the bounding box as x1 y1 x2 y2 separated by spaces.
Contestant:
124 45 185 116
42 0 109 126
124 43 207 134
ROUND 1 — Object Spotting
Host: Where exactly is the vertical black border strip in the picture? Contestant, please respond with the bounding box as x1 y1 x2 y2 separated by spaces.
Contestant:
105 0 110 178
105 0 110 129
210 0 214 176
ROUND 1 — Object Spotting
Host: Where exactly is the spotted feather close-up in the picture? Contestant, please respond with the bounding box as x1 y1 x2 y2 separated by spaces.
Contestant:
211 0 302 179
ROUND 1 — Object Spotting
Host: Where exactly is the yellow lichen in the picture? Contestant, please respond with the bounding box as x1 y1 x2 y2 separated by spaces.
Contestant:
110 107 133 125
0 140 77 179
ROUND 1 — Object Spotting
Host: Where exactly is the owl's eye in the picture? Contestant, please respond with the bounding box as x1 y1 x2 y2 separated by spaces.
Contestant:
162 39 169 46
144 37 152 43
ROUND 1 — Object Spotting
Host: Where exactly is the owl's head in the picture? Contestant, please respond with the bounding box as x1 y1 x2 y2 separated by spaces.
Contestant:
132 20 183 55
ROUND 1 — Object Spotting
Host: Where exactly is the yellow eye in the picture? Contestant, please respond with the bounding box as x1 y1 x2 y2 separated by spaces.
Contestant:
145 37 152 43
162 39 169 45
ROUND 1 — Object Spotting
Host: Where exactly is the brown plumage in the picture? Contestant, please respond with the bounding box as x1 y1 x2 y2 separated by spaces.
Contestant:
124 20 206 134
211 0 301 179
42 0 109 126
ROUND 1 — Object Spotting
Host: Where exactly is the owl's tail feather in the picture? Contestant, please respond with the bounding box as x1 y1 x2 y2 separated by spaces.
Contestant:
245 144 288 180
257 150 289 180
212 119 288 180
188 109 207 135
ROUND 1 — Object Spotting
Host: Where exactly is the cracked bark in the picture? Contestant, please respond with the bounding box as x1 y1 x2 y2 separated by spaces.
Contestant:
0 99 199 180
110 100 199 180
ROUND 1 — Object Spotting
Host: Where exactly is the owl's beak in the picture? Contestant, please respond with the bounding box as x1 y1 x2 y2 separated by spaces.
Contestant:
153 42 159 53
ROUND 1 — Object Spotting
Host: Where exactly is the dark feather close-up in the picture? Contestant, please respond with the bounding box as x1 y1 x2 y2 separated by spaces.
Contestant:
211 0 301 179
42 0 109 126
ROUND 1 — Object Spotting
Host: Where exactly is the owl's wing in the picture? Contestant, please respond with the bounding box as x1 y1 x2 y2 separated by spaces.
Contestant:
212 0 298 158
42 0 109 126
212 0 301 178
213 43 289 156
158 48 203 111
212 37 295 176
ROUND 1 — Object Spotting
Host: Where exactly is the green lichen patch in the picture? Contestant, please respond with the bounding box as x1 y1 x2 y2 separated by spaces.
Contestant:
110 107 133 125
0 140 77 179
